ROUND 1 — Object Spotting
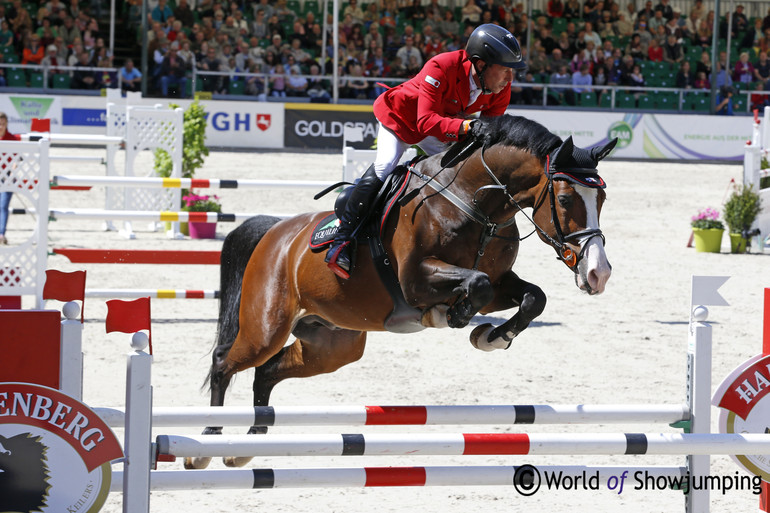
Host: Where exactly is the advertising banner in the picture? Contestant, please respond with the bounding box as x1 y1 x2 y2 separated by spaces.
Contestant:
284 104 377 150
510 109 751 161
0 95 63 134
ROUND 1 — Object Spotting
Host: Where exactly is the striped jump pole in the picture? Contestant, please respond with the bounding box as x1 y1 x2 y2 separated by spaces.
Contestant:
109 465 687 492
44 209 270 222
84 289 219 299
93 404 690 428
51 175 337 190
53 249 221 265
156 432 770 458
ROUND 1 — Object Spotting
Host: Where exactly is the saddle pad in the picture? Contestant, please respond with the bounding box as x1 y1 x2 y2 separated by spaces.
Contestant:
309 213 340 250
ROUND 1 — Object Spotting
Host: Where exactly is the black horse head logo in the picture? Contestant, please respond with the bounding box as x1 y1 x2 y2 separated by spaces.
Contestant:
0 433 51 513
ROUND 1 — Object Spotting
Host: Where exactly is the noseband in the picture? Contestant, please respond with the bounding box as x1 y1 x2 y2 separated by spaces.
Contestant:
410 145 604 273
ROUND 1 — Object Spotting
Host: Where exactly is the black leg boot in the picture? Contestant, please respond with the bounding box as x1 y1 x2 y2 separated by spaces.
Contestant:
325 166 383 279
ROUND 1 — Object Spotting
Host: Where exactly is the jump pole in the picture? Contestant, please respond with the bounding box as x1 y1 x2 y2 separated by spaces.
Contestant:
760 288 770 512
51 175 337 190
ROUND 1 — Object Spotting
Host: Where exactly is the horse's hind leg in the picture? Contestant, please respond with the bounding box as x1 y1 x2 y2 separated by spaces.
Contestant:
223 324 367 467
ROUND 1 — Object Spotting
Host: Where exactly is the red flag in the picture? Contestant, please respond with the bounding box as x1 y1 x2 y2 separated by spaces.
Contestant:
106 297 152 354
31 118 50 132
43 270 86 322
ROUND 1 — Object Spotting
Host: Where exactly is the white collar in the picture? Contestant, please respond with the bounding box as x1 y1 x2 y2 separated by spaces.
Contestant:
468 70 482 108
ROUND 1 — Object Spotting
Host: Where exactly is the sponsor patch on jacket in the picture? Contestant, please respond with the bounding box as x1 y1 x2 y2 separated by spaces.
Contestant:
425 75 440 88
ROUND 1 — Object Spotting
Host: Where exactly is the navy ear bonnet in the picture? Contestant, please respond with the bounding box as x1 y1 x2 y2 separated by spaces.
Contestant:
548 136 618 189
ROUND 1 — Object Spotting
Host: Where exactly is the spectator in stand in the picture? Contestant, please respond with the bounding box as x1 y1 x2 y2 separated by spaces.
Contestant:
285 64 308 97
594 64 608 100
682 11 699 43
627 63 645 91
754 51 770 89
675 60 694 89
714 61 733 90
152 0 173 23
538 25 556 54
562 0 580 19
696 50 711 77
546 47 568 75
742 17 764 51
22 34 44 65
245 62 266 99
598 10 615 39
571 62 593 95
764 6 770 33
0 111 20 245
549 64 573 105
251 0 273 23
662 34 682 64
251 10 268 40
655 0 672 20
220 15 239 44
647 37 662 62
716 85 735 115
547 0 564 18
72 50 97 88
528 45 548 77
266 52 286 97
758 29 770 57
615 12 633 37
694 19 712 48
174 0 194 27
570 46 596 75
648 9 666 34
41 44 64 83
731 4 748 38
664 13 681 40
555 32 574 60
694 71 709 89
438 9 459 39
198 45 222 92
0 21 13 50
461 0 482 25
273 0 295 24
364 23 383 49
344 0 365 25
583 0 600 24
159 44 188 97
733 51 755 84
96 56 117 89
625 33 646 60
395 35 423 71
120 58 142 92
690 0 705 21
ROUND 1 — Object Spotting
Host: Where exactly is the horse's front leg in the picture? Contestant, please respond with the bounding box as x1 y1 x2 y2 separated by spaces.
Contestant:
407 258 495 329
470 271 546 352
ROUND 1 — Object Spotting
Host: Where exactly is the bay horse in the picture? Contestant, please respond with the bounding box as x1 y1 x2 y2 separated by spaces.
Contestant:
185 115 617 469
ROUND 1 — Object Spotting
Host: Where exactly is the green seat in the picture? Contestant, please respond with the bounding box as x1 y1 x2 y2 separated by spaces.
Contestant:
52 74 71 89
303 0 320 15
6 70 26 87
28 72 44 88
734 96 747 113
656 92 679 110
693 96 711 112
578 91 596 107
287 0 300 12
638 94 654 109
617 93 636 109
228 79 245 95
599 92 612 109
552 17 567 36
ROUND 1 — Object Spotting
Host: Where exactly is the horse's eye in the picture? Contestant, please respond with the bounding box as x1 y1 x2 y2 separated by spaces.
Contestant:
557 194 573 208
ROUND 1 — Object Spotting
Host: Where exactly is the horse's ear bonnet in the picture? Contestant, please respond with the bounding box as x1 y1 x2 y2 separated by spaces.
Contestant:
548 136 617 189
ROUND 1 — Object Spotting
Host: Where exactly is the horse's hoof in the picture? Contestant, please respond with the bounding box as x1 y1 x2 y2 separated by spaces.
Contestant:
470 324 510 351
183 456 212 470
223 456 253 467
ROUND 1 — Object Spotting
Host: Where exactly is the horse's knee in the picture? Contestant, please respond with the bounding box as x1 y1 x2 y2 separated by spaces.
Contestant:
468 272 494 309
521 285 546 318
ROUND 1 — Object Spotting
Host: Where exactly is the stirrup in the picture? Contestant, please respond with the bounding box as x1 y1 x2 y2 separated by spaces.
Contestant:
325 241 352 279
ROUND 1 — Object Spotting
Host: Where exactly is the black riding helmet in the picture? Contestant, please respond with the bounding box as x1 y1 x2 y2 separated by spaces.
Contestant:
466 24 526 93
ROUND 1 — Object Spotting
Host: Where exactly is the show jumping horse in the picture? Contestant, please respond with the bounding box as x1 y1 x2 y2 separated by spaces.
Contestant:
185 115 617 469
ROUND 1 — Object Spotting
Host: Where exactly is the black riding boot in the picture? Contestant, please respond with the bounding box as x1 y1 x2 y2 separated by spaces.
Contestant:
325 166 383 279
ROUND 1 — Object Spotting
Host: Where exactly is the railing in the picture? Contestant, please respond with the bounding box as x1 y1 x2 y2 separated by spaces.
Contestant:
0 62 123 91
0 61 761 115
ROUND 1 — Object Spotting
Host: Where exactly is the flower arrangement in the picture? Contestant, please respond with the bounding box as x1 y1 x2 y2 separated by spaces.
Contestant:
182 193 222 213
691 207 724 230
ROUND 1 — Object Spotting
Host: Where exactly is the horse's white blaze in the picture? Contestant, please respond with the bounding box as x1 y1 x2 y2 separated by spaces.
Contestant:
575 187 611 294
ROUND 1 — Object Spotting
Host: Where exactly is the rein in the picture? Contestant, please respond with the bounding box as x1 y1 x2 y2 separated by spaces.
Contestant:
410 144 604 272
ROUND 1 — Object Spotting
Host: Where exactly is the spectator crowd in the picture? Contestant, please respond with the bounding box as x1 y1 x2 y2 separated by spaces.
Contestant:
3 0 770 112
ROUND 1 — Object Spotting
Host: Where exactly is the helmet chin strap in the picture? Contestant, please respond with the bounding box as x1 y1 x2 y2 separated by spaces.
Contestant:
474 61 492 94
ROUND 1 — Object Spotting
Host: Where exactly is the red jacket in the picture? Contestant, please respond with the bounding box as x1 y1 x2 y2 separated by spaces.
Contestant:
373 50 511 145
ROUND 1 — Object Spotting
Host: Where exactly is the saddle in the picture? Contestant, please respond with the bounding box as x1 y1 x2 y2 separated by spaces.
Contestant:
309 162 425 333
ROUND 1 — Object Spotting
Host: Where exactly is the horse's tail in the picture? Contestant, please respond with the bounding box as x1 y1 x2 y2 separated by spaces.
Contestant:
206 215 282 387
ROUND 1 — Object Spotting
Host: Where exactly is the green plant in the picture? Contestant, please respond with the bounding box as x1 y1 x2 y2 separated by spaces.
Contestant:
691 207 724 230
182 193 222 213
723 184 762 234
154 100 209 179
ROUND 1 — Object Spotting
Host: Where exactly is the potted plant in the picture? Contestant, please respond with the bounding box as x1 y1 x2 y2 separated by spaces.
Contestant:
182 192 221 239
690 207 724 253
723 184 762 253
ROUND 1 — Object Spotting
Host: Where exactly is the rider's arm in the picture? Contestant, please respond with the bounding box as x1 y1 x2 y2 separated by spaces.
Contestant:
414 56 465 142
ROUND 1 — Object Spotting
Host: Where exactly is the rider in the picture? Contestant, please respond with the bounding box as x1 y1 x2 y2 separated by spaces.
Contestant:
325 23 527 279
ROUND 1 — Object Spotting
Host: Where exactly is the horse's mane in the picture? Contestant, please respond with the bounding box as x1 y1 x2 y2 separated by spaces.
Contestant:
476 115 562 159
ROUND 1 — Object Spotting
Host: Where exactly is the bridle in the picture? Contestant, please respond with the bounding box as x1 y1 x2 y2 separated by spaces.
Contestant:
410 145 605 273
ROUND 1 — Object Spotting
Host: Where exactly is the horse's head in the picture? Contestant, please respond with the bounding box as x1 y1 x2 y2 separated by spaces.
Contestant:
531 135 616 295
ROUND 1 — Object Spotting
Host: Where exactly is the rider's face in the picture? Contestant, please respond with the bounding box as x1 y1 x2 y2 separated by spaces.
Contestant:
482 63 514 94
